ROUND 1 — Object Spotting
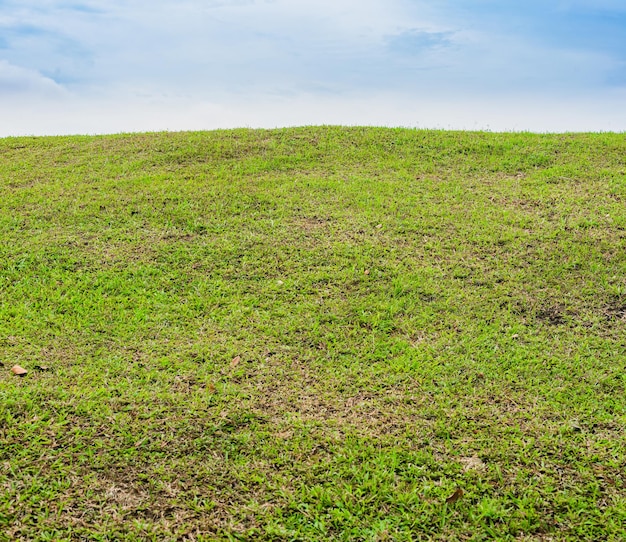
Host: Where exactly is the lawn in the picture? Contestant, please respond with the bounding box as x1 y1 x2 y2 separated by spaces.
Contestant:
1 127 625 540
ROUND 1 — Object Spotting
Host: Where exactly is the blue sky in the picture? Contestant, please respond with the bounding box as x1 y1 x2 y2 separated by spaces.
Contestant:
1 0 625 135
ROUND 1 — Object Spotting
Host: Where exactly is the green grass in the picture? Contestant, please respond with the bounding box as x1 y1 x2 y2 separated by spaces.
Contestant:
1 126 625 540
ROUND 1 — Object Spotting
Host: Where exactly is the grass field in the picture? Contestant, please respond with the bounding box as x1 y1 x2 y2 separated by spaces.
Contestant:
1 127 625 540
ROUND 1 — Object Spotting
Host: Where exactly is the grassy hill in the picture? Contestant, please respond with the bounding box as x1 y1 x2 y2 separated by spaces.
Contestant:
1 127 625 540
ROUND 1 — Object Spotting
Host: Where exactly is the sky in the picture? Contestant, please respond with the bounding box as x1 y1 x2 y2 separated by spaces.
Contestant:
1 0 625 136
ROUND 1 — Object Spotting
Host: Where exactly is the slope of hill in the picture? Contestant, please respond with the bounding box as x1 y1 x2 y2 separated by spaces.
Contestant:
1 127 625 540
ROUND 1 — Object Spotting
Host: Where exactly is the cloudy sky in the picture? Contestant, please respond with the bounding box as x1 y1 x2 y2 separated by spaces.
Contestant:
1 0 625 135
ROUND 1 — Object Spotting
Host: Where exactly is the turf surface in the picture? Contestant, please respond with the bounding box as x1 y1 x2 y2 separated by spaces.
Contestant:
1 127 625 540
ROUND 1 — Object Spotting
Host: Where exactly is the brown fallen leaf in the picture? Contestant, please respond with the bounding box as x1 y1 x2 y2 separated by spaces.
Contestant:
11 365 27 377
364 269 370 275
446 488 464 505
230 356 241 368
207 382 217 393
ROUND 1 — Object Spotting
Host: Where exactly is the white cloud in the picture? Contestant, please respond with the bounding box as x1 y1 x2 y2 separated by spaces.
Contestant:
1 0 447 97
0 60 68 97
0 0 613 97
